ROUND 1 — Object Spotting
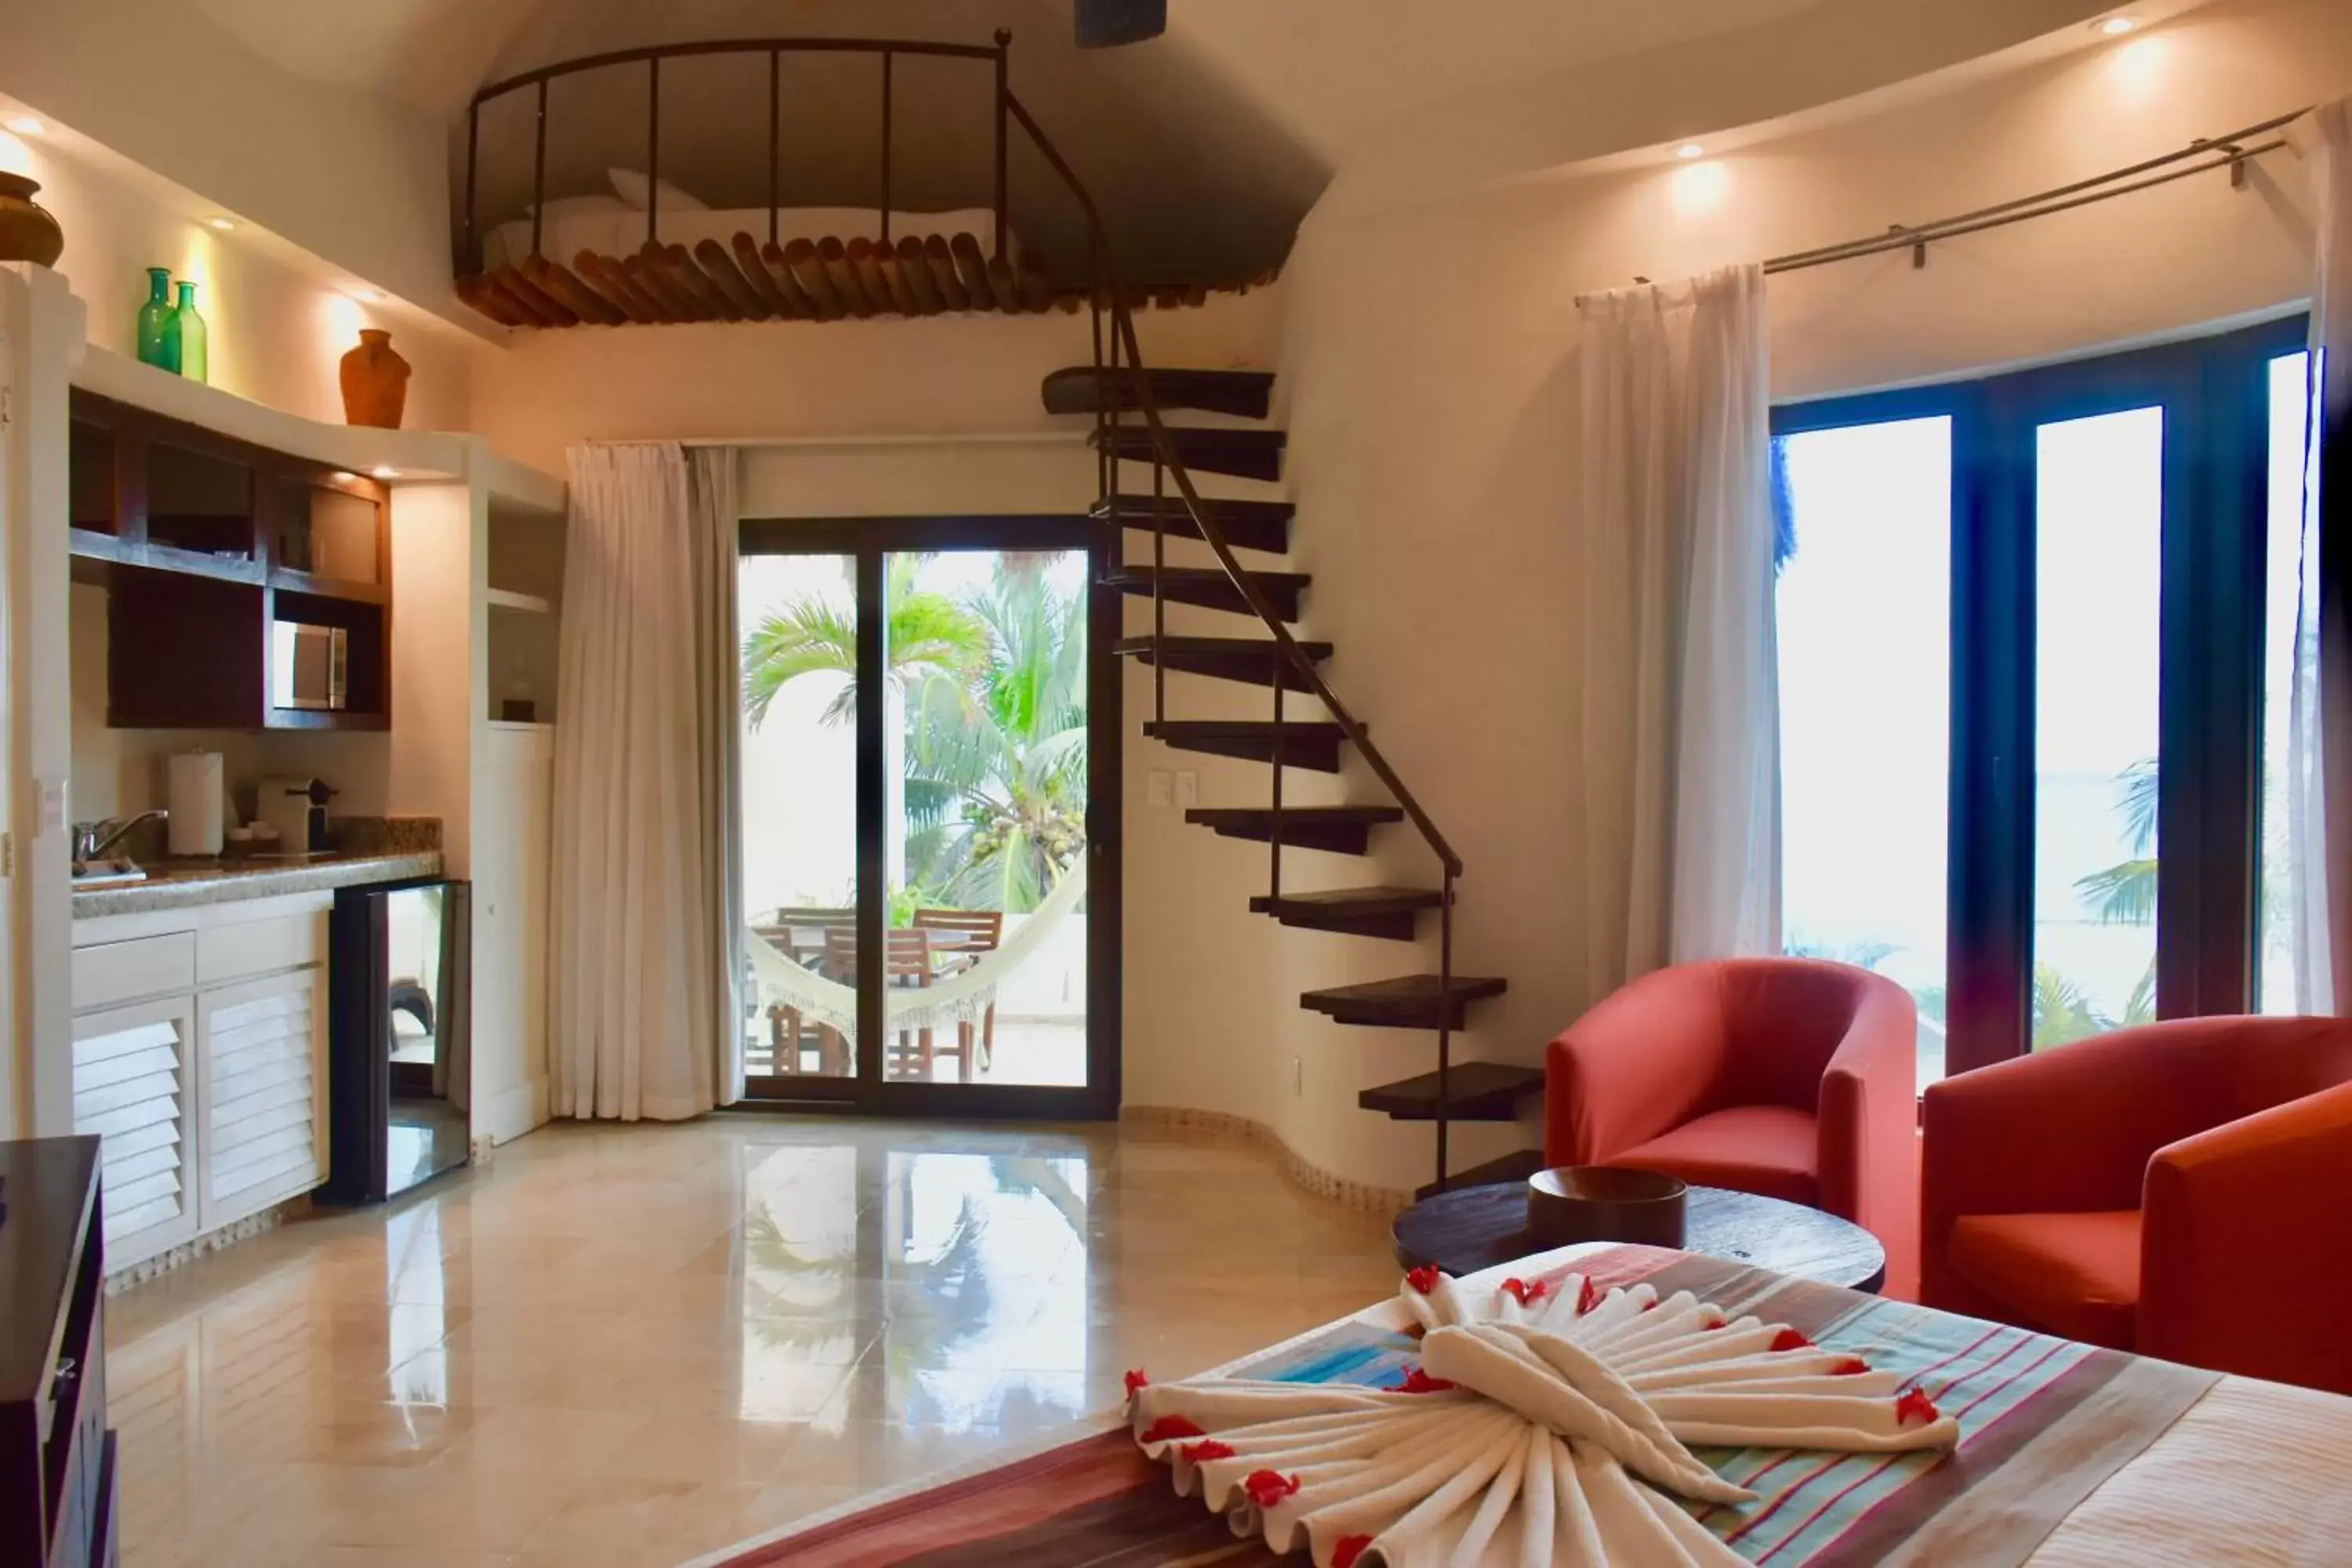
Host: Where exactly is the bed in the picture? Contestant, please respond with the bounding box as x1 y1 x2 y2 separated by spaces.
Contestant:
689 1240 2352 1566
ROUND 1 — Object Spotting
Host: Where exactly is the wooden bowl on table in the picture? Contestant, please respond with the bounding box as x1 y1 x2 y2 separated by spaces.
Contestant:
1526 1166 1688 1249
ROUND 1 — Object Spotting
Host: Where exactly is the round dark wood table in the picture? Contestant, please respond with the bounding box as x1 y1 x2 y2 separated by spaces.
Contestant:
1392 1181 1887 1294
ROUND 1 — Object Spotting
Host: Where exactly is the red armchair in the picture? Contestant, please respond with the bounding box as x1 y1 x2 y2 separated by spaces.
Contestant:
1922 1016 2352 1393
1544 959 1918 1241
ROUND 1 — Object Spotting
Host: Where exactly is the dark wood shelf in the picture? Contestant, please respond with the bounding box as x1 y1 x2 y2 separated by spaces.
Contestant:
67 528 265 587
268 567 389 605
73 388 395 733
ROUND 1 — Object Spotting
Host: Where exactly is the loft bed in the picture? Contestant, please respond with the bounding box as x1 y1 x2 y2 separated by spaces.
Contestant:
452 32 1274 329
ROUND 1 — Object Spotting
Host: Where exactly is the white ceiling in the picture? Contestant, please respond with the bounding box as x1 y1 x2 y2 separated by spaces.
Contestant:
193 0 1829 155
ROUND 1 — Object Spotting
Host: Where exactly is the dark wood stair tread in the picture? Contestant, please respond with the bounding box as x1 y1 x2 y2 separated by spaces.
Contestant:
1301 974 1509 1029
1116 635 1332 691
1417 1149 1547 1200
1187 804 1402 855
1106 567 1308 622
1357 1062 1544 1121
1094 495 1291 554
1248 886 1444 941
1043 366 1273 419
1094 425 1287 481
1143 720 1349 773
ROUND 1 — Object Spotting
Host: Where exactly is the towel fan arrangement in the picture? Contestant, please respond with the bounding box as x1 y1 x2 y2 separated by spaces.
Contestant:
1126 1266 1962 1566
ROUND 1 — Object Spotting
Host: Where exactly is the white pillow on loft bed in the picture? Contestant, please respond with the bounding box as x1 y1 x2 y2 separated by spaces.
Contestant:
607 167 712 214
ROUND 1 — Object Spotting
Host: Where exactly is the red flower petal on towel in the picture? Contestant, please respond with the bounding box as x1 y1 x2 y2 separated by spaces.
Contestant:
1500 1276 1551 1305
1640 1297 1659 1312
1244 1469 1301 1508
1404 1264 1442 1294
1123 1368 1150 1402
1577 1276 1601 1314
1140 1415 1206 1443
1896 1388 1942 1426
1831 1356 1870 1375
1180 1439 1235 1463
1770 1328 1813 1352
1388 1366 1457 1394
1334 1535 1376 1568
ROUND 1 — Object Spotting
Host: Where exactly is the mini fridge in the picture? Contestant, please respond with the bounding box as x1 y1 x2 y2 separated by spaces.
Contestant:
321 878 472 1204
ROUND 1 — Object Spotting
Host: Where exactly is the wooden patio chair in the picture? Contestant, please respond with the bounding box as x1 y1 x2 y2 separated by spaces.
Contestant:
822 926 957 1082
753 906 852 1074
914 909 1005 1076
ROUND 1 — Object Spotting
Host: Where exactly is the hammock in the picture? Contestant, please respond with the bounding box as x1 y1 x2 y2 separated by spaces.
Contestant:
745 860 1089 1038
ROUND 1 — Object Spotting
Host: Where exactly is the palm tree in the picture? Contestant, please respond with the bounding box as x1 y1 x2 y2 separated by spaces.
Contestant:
741 554 988 729
902 565 1088 913
2031 962 2110 1049
2075 757 2159 924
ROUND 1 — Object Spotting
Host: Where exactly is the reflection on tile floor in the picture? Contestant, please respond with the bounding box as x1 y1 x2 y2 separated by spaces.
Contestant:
104 1116 1401 1567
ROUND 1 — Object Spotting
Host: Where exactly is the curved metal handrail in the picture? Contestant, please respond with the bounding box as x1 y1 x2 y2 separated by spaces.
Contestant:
1002 93 1464 879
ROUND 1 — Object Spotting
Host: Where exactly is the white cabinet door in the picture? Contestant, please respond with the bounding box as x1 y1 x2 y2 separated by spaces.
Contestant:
73 994 202 1265
198 966 328 1230
477 724 554 1138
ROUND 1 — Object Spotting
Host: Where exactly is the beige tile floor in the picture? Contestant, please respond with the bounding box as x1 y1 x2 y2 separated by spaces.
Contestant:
104 1116 1402 1567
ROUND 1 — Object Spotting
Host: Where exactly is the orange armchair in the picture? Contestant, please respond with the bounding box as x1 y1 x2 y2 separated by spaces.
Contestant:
1544 959 1918 1241
1922 1016 2352 1393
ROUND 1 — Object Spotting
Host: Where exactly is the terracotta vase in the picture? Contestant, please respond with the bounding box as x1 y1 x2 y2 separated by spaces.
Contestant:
339 328 411 429
0 172 64 267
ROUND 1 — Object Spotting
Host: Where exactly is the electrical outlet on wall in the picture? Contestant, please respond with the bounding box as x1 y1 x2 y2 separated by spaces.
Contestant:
1146 770 1172 807
1176 771 1200 808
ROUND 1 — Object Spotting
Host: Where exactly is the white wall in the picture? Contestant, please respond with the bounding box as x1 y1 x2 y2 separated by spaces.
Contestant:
0 0 475 336
1213 0 2350 1192
467 289 1283 474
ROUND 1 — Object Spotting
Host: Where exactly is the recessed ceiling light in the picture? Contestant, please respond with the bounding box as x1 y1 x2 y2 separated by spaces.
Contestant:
6 114 44 136
372 466 400 481
1675 143 1707 161
205 215 237 231
350 286 383 303
2096 15 2140 34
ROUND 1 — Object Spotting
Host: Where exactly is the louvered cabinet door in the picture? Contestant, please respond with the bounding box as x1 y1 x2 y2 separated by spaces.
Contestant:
73 995 203 1266
198 966 328 1230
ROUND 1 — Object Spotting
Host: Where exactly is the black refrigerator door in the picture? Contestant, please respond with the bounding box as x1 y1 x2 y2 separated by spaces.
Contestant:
323 879 471 1205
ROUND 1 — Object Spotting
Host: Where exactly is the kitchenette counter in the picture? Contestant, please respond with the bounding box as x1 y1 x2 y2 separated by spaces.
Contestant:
71 850 443 918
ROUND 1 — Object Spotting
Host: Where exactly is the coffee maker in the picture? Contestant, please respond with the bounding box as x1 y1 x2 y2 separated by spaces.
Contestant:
256 775 336 854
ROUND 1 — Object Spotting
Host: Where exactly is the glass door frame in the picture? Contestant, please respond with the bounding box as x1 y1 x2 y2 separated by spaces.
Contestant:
1771 311 2307 1076
735 511 1122 1120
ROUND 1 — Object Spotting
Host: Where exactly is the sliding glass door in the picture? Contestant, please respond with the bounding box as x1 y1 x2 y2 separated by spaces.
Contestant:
735 516 1118 1117
1774 314 2311 1085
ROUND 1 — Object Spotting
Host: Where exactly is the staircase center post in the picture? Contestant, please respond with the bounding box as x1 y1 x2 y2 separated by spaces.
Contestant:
1269 669 1285 902
1436 869 1455 1193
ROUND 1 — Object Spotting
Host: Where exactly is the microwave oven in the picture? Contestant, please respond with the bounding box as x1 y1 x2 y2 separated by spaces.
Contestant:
270 621 349 711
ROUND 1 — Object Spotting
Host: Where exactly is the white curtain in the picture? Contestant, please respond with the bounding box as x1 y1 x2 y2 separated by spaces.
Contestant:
550 443 743 1120
2288 98 2352 1014
1577 263 1780 992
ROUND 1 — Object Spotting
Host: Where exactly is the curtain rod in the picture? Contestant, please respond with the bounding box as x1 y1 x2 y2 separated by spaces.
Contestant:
1762 107 2310 276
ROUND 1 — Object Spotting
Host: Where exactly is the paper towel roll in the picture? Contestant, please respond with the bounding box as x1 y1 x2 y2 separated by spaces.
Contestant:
167 751 226 858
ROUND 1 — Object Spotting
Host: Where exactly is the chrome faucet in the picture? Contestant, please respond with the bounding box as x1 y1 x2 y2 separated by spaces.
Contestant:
72 809 169 863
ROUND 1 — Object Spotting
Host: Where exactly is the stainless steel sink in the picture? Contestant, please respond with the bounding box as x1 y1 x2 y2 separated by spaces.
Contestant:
71 858 149 889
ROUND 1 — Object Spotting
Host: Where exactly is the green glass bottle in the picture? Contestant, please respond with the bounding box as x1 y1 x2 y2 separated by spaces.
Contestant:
169 280 209 384
136 267 177 372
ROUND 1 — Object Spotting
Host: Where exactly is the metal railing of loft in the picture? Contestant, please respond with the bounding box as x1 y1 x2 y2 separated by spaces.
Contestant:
459 32 1018 273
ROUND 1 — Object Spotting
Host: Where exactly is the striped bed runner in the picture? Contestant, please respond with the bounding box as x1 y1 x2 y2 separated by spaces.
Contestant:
704 1246 2217 1567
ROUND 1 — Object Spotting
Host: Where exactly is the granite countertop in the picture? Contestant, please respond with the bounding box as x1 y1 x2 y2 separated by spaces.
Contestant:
71 850 444 919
